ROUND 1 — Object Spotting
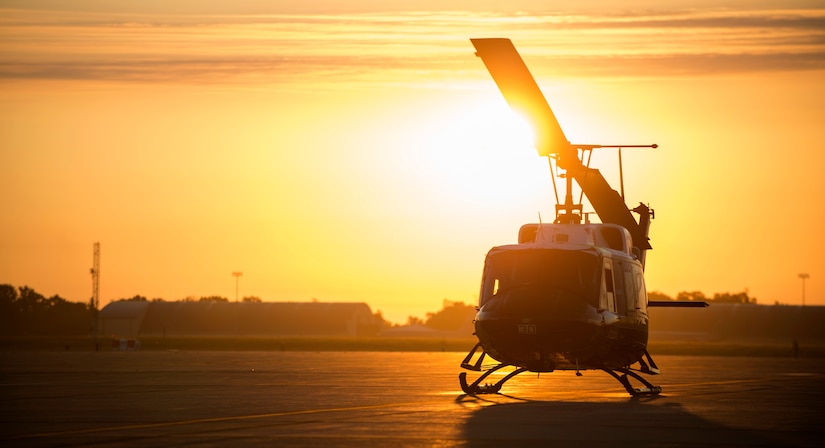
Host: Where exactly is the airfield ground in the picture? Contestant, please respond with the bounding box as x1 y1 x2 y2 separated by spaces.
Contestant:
2 350 824 447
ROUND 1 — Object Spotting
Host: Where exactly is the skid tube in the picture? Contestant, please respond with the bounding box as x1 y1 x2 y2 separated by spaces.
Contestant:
459 343 662 396
459 363 528 394
601 368 662 396
459 343 528 394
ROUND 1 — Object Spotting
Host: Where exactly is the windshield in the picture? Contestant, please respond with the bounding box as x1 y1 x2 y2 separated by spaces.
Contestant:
481 249 601 307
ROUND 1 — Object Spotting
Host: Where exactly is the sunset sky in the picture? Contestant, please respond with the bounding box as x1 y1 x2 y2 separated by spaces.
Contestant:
2 0 823 323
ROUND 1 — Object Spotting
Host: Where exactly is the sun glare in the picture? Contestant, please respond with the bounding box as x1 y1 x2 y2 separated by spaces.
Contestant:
419 99 551 209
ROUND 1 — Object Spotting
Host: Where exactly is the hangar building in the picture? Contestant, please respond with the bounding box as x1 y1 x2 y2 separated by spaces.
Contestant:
98 301 379 338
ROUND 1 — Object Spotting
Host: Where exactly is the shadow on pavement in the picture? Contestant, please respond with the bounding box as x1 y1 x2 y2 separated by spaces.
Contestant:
459 398 782 447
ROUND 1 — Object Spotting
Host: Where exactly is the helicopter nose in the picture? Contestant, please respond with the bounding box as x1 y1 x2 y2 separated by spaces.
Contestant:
473 288 605 363
479 285 594 319
473 313 602 367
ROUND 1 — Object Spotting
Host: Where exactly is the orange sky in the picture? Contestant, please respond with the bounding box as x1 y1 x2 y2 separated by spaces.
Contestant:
1 1 824 323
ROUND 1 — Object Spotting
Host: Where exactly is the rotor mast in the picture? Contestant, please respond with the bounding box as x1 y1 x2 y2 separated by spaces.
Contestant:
555 168 582 224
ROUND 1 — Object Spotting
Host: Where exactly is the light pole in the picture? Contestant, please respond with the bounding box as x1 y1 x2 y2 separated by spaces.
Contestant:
232 271 243 302
798 273 809 306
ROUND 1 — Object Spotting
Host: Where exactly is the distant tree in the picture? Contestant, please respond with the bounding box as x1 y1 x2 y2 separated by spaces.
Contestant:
0 284 18 308
672 289 757 304
151 297 165 302
372 310 395 329
242 296 262 303
406 315 425 326
181 296 198 302
0 284 19 334
199 295 229 302
712 291 757 304
40 294 89 335
424 300 476 331
676 291 707 302
117 295 148 302
17 286 44 315
647 291 673 302
0 283 17 302
0 284 90 336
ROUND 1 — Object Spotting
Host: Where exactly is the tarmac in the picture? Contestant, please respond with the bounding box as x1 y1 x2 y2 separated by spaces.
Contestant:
1 350 823 447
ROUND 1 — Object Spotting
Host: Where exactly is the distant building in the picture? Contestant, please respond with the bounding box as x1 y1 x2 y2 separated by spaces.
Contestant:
649 303 825 341
99 301 379 338
98 300 151 337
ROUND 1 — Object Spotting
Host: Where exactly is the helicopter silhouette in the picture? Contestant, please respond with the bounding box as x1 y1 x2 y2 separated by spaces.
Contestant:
459 38 707 397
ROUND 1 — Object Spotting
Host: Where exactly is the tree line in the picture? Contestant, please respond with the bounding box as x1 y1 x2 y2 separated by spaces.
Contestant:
1 284 92 336
404 300 476 331
0 285 272 337
648 290 758 304
1 283 759 337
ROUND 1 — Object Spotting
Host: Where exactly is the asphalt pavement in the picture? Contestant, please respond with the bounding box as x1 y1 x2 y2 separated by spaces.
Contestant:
1 351 823 447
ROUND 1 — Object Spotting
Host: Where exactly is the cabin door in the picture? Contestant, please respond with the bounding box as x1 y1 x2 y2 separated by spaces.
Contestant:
602 258 616 312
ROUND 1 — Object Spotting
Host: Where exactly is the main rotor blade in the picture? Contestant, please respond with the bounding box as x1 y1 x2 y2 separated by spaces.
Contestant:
471 38 651 255
471 38 571 158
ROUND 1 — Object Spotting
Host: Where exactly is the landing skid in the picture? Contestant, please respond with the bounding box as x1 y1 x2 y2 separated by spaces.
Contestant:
459 363 528 394
602 350 662 397
459 343 527 394
601 368 662 397
459 344 663 397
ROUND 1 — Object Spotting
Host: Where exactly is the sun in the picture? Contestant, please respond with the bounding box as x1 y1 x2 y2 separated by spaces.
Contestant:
419 98 552 210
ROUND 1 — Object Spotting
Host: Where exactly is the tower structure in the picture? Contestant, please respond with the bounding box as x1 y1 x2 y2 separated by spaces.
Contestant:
90 242 100 334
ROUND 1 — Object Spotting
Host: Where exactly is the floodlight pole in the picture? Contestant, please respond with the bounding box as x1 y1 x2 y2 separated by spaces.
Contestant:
232 271 243 302
798 273 809 306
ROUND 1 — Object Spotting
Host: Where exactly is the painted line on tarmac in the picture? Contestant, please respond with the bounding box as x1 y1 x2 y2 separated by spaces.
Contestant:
14 400 432 440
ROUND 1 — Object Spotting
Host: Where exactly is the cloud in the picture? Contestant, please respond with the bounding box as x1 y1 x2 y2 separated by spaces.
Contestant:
0 7 823 85
540 52 825 77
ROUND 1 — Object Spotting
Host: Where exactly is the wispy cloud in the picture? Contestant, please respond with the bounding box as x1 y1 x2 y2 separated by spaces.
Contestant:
1 7 823 86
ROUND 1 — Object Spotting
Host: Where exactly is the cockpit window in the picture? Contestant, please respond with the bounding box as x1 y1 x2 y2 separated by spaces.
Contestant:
482 249 601 307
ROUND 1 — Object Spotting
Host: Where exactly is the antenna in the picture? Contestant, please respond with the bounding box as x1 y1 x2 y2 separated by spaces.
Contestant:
619 148 625 201
90 242 100 336
572 144 658 202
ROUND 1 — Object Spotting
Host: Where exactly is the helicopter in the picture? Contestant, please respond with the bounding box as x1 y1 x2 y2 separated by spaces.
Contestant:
458 38 707 397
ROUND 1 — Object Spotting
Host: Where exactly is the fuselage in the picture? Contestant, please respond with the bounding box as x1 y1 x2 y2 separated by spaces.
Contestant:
474 222 649 372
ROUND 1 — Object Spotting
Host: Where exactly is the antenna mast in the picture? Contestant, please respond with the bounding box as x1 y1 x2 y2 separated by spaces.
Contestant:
90 242 100 335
